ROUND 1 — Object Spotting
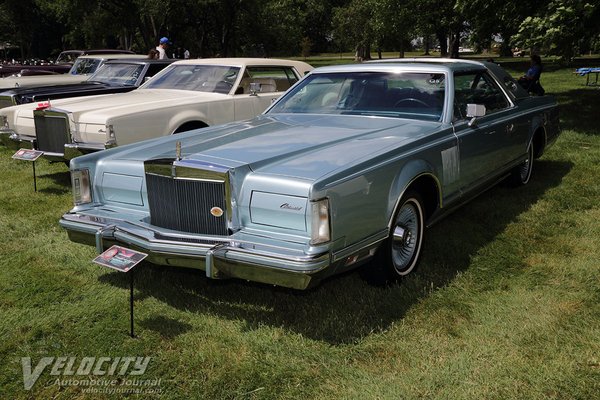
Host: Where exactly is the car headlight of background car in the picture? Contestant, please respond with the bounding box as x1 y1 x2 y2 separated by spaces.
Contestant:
71 169 92 205
1 115 9 129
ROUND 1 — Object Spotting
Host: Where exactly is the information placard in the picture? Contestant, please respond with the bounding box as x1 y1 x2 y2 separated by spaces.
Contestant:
12 149 44 161
93 245 147 272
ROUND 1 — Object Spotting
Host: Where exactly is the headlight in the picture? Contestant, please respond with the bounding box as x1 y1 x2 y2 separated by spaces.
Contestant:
71 169 92 205
0 115 9 129
310 198 330 245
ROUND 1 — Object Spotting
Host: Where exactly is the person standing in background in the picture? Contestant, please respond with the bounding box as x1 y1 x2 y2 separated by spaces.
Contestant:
156 37 170 59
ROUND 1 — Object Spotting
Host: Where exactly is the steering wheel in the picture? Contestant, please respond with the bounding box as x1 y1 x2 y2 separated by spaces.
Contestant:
394 98 429 108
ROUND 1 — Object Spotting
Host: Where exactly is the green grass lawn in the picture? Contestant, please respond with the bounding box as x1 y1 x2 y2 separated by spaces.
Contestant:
0 65 599 399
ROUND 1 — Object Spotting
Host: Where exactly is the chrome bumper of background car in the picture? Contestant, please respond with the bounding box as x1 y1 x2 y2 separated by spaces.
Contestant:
0 130 34 151
60 212 333 290
64 142 111 161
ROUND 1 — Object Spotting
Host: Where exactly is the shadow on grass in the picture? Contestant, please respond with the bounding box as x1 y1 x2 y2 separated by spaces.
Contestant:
556 89 600 135
99 160 571 345
138 315 193 339
37 171 71 194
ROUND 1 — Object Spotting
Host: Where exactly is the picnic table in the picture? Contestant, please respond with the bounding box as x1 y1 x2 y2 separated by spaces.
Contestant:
574 67 600 86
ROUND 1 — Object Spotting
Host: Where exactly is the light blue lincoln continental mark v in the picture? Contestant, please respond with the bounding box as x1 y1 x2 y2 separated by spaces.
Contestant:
60 59 559 289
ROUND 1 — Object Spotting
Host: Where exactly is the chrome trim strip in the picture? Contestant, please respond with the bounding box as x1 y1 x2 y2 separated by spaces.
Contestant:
331 229 388 262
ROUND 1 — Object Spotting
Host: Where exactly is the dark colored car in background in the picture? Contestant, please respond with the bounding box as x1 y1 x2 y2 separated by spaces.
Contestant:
0 59 174 109
0 49 136 78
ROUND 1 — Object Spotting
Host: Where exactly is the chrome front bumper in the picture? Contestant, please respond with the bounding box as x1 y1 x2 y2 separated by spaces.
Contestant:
0 129 109 161
60 212 334 290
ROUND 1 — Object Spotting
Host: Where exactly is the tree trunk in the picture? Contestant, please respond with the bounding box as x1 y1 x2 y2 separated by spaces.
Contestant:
424 36 430 56
355 44 370 61
436 31 448 57
448 28 460 58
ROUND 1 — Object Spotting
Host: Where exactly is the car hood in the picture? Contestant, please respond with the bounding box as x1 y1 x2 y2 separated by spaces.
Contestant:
8 81 113 98
100 114 444 182
0 74 84 90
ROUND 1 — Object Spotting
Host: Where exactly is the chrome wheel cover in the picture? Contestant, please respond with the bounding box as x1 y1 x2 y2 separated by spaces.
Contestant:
519 143 534 184
391 199 423 275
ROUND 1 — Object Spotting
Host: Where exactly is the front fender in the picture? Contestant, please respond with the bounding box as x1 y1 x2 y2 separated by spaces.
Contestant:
386 159 440 227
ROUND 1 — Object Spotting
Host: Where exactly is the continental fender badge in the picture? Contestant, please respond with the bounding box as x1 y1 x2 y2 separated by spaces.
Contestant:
210 207 224 217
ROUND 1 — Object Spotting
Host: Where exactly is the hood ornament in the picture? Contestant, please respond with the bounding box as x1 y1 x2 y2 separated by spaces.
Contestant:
175 141 181 161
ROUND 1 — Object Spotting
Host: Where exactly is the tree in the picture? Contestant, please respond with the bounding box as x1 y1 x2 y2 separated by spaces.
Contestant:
413 0 464 58
373 0 417 58
458 0 548 56
513 0 599 62
332 0 377 60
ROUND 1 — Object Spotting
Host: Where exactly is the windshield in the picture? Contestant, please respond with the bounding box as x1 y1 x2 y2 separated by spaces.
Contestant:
69 58 102 75
268 71 446 121
87 63 145 86
142 64 240 94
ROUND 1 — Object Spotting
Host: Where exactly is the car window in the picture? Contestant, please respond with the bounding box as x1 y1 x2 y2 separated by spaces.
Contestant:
88 63 145 86
145 64 167 78
69 58 102 75
142 64 241 93
485 62 530 99
268 71 446 122
56 51 82 64
236 66 300 95
453 71 509 120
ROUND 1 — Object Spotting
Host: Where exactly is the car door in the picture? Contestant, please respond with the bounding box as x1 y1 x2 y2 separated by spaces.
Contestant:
452 71 514 192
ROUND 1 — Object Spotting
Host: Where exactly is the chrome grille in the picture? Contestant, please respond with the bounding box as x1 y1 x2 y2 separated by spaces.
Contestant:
146 173 228 236
34 110 71 154
0 96 15 109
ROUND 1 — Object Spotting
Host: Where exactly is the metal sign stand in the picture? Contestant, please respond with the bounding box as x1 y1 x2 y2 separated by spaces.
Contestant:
12 149 44 192
32 161 37 192
129 270 135 338
92 245 148 338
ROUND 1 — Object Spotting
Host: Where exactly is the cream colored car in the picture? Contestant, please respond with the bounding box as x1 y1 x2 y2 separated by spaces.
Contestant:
0 58 313 161
0 54 147 91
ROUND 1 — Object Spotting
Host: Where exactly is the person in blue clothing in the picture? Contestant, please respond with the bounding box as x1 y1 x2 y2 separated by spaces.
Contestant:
518 55 545 95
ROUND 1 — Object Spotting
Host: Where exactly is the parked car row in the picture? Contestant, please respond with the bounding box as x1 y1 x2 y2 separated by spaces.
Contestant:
0 58 174 109
0 49 136 78
1 58 560 290
1 58 313 160
0 54 148 91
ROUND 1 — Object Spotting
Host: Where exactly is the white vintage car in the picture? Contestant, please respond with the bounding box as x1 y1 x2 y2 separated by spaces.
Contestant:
0 54 147 91
0 58 313 161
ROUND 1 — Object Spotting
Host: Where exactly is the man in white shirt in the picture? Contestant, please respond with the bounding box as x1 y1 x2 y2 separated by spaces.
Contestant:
156 37 170 59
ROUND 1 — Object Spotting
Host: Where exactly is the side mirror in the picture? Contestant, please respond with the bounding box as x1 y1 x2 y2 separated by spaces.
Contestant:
249 82 261 96
466 103 486 127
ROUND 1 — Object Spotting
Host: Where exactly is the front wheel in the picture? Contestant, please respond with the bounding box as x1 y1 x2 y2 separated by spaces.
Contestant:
367 190 425 284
